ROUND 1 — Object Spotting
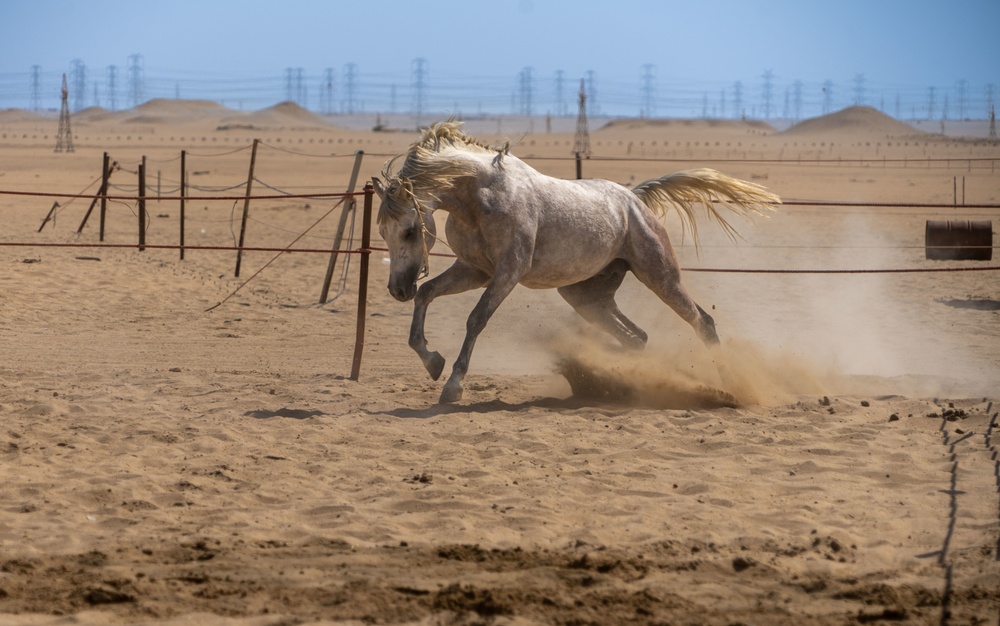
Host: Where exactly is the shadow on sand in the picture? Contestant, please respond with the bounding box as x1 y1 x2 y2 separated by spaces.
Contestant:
939 298 1000 311
381 396 595 420
245 408 326 420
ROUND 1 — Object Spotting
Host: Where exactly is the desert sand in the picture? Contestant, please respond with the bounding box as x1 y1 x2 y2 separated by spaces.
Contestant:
0 101 998 624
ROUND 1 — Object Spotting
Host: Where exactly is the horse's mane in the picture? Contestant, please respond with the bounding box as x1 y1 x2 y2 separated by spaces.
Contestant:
379 121 508 224
411 120 499 156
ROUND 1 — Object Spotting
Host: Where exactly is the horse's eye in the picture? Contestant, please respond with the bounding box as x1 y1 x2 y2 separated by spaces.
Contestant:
404 226 419 240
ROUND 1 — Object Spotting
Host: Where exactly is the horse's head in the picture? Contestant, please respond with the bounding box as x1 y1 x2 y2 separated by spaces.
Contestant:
372 175 437 302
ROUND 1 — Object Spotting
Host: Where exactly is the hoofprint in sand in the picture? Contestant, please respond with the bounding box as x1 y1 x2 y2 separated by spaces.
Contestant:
0 103 997 623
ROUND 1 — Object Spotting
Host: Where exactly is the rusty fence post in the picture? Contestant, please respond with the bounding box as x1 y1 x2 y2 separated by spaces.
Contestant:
138 157 146 251
179 150 186 260
38 201 59 232
99 155 112 242
320 149 365 303
76 152 111 236
235 138 259 277
350 183 374 381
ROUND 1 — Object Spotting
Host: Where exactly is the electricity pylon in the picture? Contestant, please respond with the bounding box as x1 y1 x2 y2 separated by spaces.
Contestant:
573 79 590 157
55 74 74 153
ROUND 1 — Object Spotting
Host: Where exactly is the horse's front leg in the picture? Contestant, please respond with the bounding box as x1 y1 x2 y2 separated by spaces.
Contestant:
439 268 523 403
410 261 489 380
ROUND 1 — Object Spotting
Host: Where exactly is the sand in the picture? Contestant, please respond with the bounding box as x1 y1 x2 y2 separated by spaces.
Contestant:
0 102 998 624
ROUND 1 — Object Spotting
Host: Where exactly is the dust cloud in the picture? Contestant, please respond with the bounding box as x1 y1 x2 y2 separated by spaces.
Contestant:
546 324 828 409
438 202 996 407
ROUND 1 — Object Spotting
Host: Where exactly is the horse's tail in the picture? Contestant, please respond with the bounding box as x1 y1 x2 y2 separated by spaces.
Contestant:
632 168 780 248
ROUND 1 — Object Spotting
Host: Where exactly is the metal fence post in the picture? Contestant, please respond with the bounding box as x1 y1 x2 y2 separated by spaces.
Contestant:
350 183 375 381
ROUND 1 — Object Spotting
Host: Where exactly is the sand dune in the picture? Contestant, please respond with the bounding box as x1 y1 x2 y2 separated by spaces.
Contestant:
600 117 776 135
118 99 232 125
217 101 338 130
781 105 925 138
0 103 997 624
0 99 341 134
0 108 50 123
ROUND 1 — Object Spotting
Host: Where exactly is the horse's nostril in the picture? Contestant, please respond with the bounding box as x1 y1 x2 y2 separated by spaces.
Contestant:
388 282 412 302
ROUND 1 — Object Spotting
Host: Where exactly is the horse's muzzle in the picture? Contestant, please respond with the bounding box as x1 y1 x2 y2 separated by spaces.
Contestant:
388 280 416 302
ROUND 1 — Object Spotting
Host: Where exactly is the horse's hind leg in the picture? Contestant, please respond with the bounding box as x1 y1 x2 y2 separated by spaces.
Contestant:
410 261 489 380
643 270 719 347
557 259 648 350
625 219 719 346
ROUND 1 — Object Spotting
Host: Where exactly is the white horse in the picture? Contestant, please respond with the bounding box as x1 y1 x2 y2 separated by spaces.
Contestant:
373 121 779 403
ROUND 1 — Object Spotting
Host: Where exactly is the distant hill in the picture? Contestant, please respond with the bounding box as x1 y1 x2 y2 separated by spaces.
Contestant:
600 118 775 134
75 106 115 122
781 106 922 138
25 99 343 131
120 99 232 125
0 108 48 123
217 101 334 130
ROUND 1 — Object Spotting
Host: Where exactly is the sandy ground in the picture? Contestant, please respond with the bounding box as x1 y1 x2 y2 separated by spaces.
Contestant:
0 102 998 624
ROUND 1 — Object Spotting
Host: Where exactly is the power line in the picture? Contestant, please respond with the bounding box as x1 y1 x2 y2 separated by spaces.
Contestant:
761 69 774 119
3 65 999 122
640 64 656 119
518 66 533 116
853 73 866 106
344 62 358 114
792 80 803 121
29 65 40 111
412 58 427 129
70 59 86 112
127 54 144 107
573 79 590 157
822 79 834 115
585 70 598 116
554 70 566 116
323 67 334 115
956 79 967 120
107 65 118 111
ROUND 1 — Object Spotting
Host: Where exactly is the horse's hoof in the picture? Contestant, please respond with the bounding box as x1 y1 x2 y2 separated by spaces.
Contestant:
425 352 446 381
439 383 463 404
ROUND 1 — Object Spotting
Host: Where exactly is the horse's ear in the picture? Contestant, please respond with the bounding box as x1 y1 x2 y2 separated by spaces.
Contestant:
371 177 385 199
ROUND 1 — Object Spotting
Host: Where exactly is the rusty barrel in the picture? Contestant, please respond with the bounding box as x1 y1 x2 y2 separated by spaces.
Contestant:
925 220 993 261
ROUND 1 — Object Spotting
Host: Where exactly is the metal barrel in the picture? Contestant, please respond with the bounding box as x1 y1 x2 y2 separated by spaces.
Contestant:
925 220 993 261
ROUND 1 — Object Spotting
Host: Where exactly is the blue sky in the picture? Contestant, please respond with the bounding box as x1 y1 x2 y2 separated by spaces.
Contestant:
2 0 998 118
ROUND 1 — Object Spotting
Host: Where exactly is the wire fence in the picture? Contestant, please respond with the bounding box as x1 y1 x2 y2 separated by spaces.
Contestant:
4 197 998 274
3 240 998 276
2 145 997 386
2 145 998 276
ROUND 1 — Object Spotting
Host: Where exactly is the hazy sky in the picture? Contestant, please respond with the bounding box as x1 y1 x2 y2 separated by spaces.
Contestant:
2 0 998 117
